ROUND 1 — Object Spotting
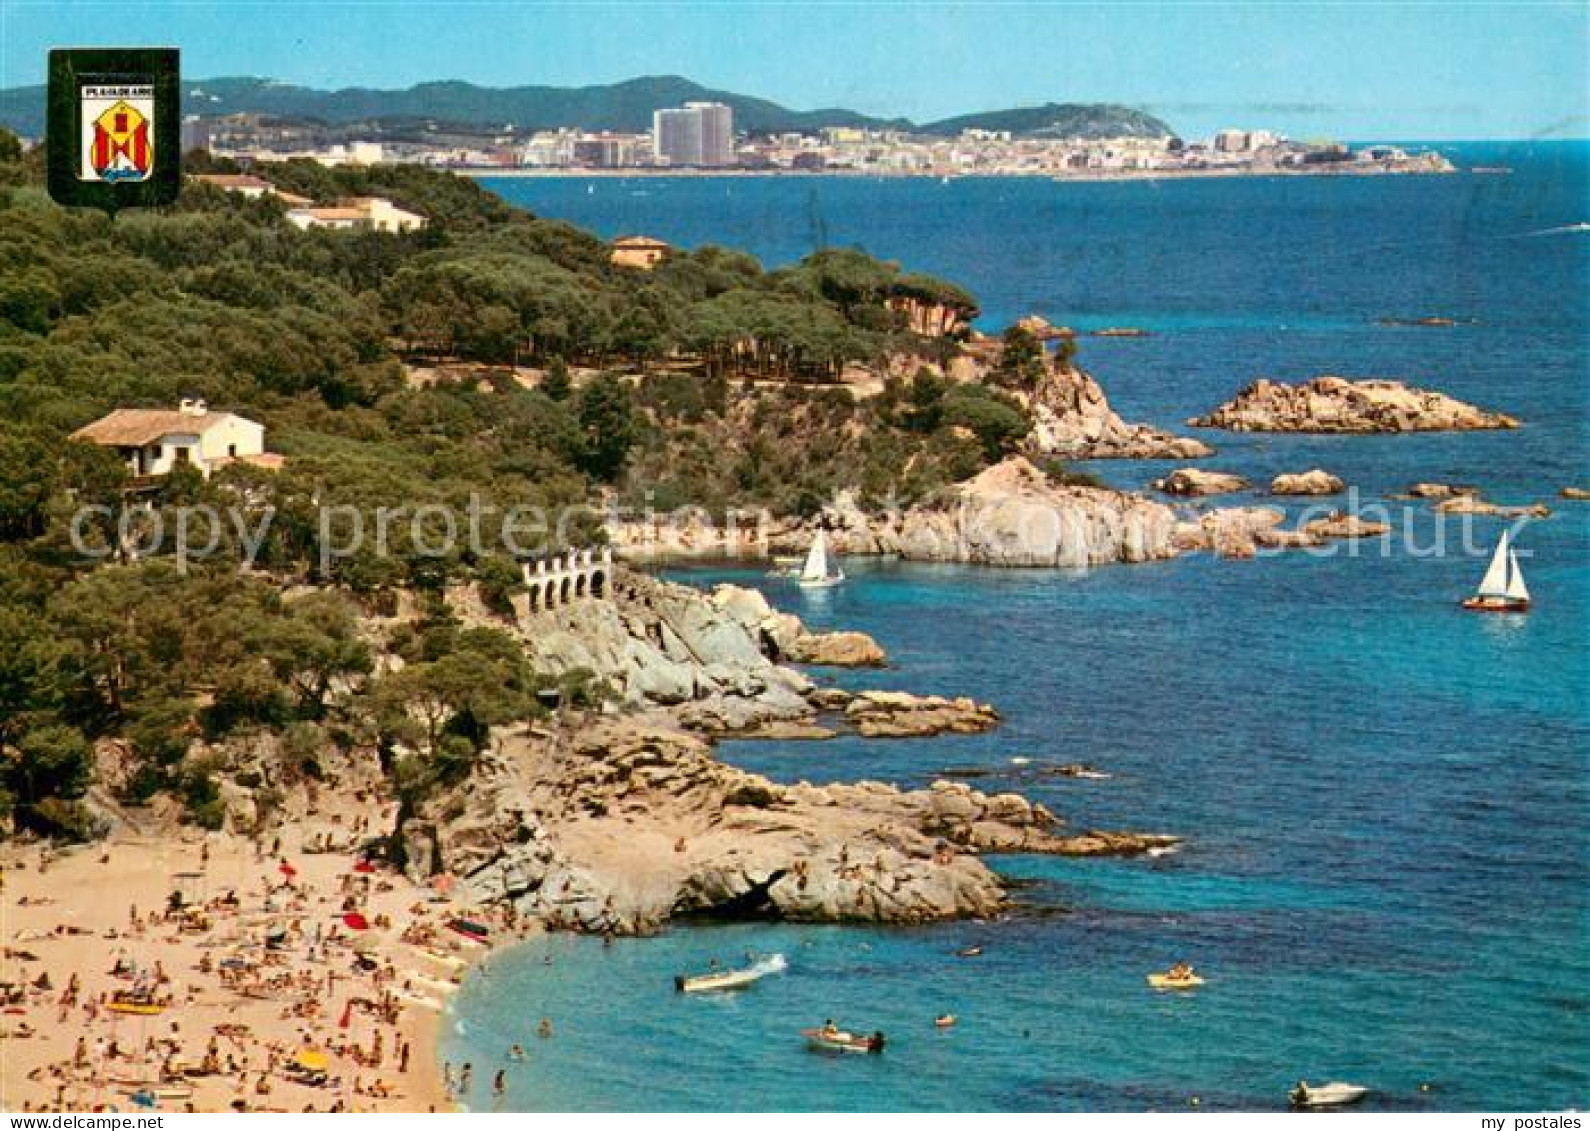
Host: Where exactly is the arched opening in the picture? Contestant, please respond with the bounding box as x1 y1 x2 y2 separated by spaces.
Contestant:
575 573 587 598
560 577 572 604
527 583 541 613
591 570 607 598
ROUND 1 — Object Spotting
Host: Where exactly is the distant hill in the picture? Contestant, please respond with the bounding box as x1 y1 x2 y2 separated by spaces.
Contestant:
0 75 1176 142
0 75 908 138
919 102 1174 140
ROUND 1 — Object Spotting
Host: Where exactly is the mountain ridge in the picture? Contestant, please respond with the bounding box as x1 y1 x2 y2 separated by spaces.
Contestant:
0 74 1176 140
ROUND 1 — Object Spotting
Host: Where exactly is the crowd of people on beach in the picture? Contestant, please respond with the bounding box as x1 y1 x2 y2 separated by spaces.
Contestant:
1 819 537 1114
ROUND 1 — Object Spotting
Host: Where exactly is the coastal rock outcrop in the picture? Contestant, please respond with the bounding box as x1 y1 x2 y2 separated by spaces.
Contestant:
433 719 1174 934
1153 468 1249 497
1432 496 1551 518
474 569 816 730
1174 507 1288 558
1270 469 1345 495
1191 376 1519 433
1022 365 1213 460
1405 482 1478 500
1015 314 1073 341
836 456 1180 568
1177 506 1391 557
1562 487 1590 501
710 584 887 667
1300 512 1391 540
844 691 1000 738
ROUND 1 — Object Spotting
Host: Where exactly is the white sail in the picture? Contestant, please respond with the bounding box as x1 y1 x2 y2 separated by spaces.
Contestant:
1476 532 1511 597
801 531 831 582
1505 548 1531 602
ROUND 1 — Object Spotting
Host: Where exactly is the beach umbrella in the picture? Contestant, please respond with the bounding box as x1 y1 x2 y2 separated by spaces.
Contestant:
341 912 369 931
352 860 376 875
294 1049 329 1073
277 861 297 879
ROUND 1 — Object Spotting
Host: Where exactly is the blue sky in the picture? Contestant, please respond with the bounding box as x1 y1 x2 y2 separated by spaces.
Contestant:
2 1 1585 139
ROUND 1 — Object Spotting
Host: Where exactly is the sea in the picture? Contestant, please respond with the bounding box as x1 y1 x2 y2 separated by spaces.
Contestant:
439 142 1590 1111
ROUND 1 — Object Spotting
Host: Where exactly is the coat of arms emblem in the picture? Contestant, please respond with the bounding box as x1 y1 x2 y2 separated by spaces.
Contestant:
47 48 180 210
80 85 155 182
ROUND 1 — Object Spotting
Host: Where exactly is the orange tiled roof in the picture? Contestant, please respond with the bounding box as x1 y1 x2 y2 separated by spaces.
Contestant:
191 173 273 190
71 409 229 447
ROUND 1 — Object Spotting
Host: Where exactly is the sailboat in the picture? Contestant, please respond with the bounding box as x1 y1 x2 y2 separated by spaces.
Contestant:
1462 530 1531 612
798 529 845 588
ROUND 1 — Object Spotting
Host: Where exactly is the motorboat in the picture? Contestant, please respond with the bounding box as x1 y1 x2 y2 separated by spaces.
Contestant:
675 953 787 994
802 1025 885 1054
1147 966 1204 990
1289 1081 1369 1108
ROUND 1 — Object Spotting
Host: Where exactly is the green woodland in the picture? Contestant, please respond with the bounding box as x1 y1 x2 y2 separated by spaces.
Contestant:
0 131 1062 842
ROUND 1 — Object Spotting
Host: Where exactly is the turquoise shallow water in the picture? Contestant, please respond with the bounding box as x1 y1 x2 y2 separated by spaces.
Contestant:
444 143 1589 1111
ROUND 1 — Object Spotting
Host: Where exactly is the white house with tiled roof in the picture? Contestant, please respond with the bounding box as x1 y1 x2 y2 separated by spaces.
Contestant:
286 196 427 234
188 173 275 198
71 399 268 479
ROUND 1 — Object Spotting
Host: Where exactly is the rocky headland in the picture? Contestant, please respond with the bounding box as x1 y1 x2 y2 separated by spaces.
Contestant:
405 718 1174 935
815 456 1181 567
1191 376 1519 433
397 564 1176 934
1021 364 1214 460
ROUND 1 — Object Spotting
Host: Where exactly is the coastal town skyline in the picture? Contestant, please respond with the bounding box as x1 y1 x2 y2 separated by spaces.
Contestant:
2 1 1586 141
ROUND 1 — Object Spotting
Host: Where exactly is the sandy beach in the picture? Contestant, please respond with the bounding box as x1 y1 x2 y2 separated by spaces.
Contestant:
0 825 529 1113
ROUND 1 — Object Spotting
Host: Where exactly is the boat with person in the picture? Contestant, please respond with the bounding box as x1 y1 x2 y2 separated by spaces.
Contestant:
801 1023 886 1054
1147 962 1203 990
1289 1081 1369 1108
675 953 788 994
1462 530 1531 612
797 530 845 588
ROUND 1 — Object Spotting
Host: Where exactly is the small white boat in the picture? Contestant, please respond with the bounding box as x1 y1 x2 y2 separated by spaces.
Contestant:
801 1025 885 1054
798 530 844 588
675 953 787 994
1462 530 1531 612
1290 1081 1369 1108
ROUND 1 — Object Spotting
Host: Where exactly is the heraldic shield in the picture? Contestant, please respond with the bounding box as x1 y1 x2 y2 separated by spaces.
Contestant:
48 48 180 210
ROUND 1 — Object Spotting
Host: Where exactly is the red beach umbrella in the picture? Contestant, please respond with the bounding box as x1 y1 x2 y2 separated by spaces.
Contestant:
352 860 376 875
277 861 297 878
341 912 370 931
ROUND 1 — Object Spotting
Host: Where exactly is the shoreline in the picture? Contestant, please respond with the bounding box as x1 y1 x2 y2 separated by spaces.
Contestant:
457 163 1461 182
0 829 523 1113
